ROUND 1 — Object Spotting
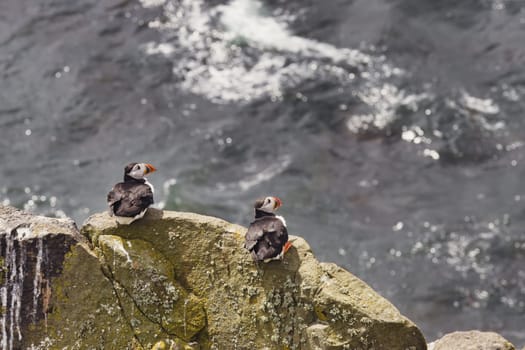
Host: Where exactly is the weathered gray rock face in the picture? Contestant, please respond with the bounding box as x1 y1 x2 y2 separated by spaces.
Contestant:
0 205 86 350
0 205 428 349
428 331 515 350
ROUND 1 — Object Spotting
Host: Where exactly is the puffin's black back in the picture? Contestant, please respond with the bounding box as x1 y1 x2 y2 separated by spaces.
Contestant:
244 216 288 261
107 182 154 217
107 163 154 217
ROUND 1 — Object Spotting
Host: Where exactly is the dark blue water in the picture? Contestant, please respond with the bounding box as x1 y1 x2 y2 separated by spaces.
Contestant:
1 0 525 345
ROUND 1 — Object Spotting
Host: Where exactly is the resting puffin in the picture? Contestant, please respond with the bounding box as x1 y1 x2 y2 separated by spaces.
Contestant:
244 196 292 262
107 162 157 224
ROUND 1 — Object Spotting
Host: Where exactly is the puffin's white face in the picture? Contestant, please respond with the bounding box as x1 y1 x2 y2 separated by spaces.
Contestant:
128 163 156 180
258 196 282 213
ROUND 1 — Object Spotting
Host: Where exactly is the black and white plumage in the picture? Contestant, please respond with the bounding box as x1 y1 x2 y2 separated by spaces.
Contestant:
244 196 291 262
107 162 157 225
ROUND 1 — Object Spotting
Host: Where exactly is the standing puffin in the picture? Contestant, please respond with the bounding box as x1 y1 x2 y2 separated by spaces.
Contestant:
244 196 293 262
107 162 157 224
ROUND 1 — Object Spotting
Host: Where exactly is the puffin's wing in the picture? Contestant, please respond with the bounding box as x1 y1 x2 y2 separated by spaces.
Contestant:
262 219 288 250
112 183 154 217
107 184 124 215
245 217 288 260
244 221 266 251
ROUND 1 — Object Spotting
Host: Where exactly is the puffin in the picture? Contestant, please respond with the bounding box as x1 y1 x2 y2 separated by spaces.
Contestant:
244 196 292 262
107 162 157 224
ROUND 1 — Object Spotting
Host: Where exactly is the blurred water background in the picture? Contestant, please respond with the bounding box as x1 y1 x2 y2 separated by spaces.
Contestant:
1 0 525 344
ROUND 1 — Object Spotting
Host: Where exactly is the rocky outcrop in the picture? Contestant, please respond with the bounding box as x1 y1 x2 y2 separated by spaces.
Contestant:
428 331 515 350
0 205 427 349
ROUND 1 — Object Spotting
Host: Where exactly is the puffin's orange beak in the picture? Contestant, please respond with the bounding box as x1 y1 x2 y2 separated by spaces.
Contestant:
145 164 157 174
273 196 282 209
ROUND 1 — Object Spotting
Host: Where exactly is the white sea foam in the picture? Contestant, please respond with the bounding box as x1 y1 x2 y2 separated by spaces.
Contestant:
138 0 166 8
140 0 419 121
460 90 500 115
346 83 428 134
139 0 508 150
454 90 506 132
238 155 291 191
218 0 369 62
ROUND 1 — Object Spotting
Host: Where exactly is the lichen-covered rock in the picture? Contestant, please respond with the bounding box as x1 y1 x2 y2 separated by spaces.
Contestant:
0 205 197 349
26 243 140 349
97 235 206 341
1 205 427 349
82 208 427 350
428 331 515 350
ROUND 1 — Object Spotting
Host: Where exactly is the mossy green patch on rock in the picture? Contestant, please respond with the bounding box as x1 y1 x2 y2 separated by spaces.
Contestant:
25 244 140 349
82 209 247 296
308 262 426 349
98 235 206 342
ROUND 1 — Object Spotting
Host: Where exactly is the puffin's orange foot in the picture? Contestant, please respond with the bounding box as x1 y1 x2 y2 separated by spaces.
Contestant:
283 241 293 254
